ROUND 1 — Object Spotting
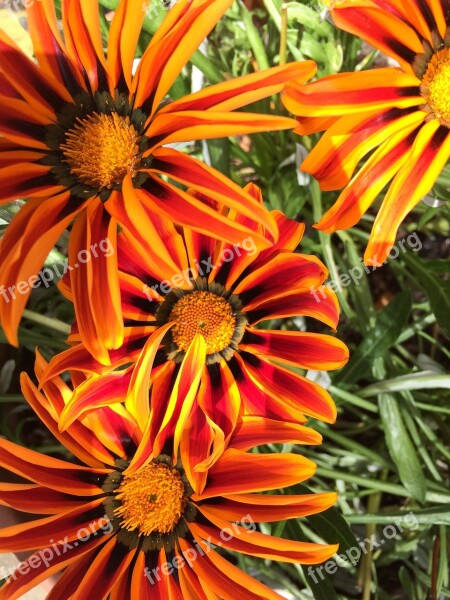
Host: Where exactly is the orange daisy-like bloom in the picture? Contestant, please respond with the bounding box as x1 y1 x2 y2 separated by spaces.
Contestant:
0 0 316 348
43 184 349 488
283 0 450 264
0 353 338 600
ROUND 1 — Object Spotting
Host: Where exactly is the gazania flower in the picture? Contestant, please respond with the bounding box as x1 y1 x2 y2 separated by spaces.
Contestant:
0 0 316 349
283 0 450 264
0 352 339 600
43 183 349 486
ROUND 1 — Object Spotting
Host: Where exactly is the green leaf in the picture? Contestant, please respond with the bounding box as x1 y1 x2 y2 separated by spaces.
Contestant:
207 139 231 178
379 393 427 503
360 372 450 396
240 2 270 70
402 252 450 338
304 566 339 600
335 291 412 384
296 485 358 554
346 506 450 526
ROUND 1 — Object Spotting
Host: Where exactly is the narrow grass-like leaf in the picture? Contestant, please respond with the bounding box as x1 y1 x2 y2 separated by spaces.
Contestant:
402 253 450 338
378 393 426 503
335 291 412 384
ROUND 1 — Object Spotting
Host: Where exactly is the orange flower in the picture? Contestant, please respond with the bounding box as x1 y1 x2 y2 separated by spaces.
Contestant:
0 352 338 600
283 0 450 264
0 0 316 347
42 183 349 489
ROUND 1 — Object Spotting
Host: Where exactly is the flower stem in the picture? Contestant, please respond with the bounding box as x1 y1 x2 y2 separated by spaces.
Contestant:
22 309 71 336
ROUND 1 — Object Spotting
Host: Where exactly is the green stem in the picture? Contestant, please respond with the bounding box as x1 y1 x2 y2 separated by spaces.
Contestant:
279 3 288 65
22 309 71 335
310 180 354 319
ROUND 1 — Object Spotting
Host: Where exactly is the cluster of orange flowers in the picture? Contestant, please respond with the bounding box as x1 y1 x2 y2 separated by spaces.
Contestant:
0 0 448 596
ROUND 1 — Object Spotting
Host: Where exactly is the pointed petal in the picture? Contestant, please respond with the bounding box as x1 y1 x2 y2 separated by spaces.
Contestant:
150 147 277 244
107 0 149 91
0 163 63 204
0 193 86 346
328 3 425 69
71 537 136 600
0 483 83 514
240 353 338 423
230 416 322 451
0 437 108 496
163 61 316 113
249 287 340 330
191 519 338 564
284 70 421 119
200 491 337 522
61 0 108 91
127 322 175 432
152 334 207 460
0 29 72 115
68 200 123 365
301 107 425 191
133 0 233 114
240 329 349 371
0 499 105 552
146 111 298 146
0 532 109 600
179 538 283 600
315 121 422 233
26 0 85 94
366 121 450 263
107 183 189 280
58 370 132 431
21 370 115 468
199 449 317 498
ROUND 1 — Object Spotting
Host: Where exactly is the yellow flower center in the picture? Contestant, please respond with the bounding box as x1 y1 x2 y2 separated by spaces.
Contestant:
421 48 450 124
61 112 141 190
114 462 186 536
169 291 236 354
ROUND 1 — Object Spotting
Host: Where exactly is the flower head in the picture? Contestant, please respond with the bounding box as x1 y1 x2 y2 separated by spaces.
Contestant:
0 0 316 348
283 0 450 264
0 352 338 600
43 183 349 490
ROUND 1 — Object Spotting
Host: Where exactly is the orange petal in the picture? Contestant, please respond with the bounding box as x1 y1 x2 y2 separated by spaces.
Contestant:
0 193 87 346
200 491 337 522
315 119 423 233
107 0 149 91
0 437 108 496
240 329 349 371
302 107 425 191
133 0 233 114
68 200 123 365
230 416 322 451
163 61 317 113
178 538 284 600
199 449 317 498
147 110 299 147
127 322 175 432
0 498 104 552
150 147 278 245
366 120 450 263
0 483 83 515
190 518 338 564
61 0 108 91
239 353 338 423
